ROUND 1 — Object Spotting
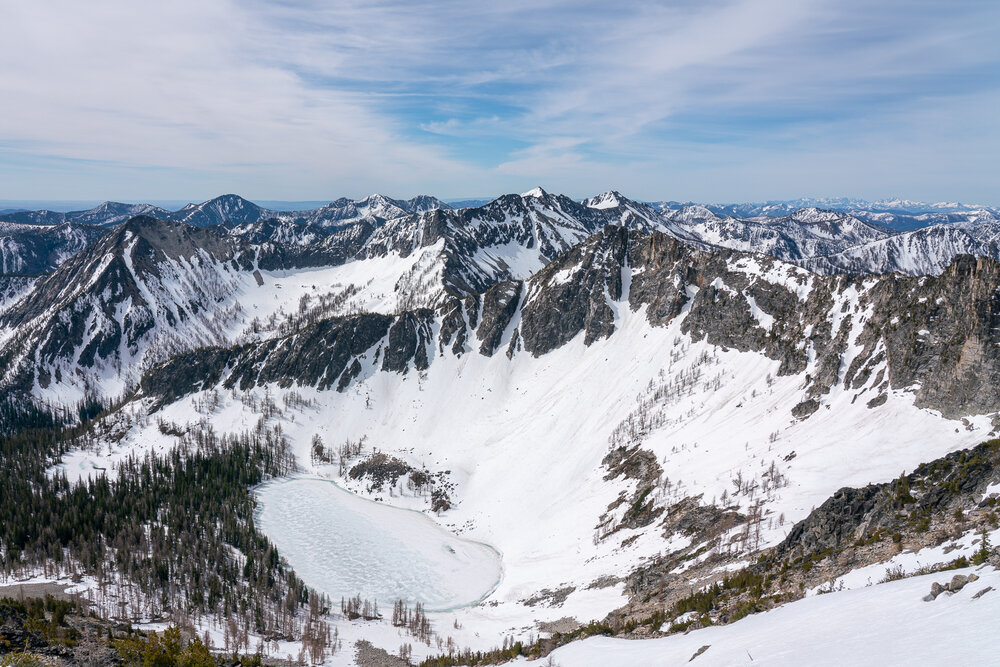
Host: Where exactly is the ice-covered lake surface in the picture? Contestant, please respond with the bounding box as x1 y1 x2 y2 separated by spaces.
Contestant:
254 477 502 611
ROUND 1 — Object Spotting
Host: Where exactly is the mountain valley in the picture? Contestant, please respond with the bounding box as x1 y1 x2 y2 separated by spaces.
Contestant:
2 189 1000 666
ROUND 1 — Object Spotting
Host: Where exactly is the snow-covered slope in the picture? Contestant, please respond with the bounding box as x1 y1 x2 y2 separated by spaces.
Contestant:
0 221 106 274
0 217 259 399
114 308 987 650
540 564 1000 666
799 223 997 276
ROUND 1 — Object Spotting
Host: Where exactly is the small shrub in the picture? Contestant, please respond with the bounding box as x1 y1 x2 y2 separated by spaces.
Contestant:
972 528 994 566
879 564 907 583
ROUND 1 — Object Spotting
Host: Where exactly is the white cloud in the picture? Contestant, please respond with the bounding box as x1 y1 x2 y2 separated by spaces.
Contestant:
0 0 997 202
0 0 477 198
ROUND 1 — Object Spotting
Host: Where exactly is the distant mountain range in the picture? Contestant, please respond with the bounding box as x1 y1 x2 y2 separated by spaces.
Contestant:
0 194 453 229
2 193 995 229
2 190 999 283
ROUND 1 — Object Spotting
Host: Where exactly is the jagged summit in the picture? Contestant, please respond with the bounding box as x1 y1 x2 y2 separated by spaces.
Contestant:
168 194 273 228
583 190 625 210
521 186 549 199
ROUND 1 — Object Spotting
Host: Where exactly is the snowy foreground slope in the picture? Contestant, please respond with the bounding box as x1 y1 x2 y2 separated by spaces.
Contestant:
538 565 1000 666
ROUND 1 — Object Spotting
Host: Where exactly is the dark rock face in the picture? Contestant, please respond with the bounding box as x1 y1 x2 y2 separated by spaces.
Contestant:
381 310 434 373
624 230 828 378
791 399 821 419
225 315 395 392
139 346 235 408
600 445 665 533
508 227 1000 418
438 298 471 355
141 310 438 406
521 225 628 355
777 439 1000 560
864 256 1000 416
475 281 522 357
619 231 1000 418
779 485 883 558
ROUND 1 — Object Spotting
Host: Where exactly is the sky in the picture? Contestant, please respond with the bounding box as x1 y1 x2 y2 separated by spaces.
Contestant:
0 0 998 204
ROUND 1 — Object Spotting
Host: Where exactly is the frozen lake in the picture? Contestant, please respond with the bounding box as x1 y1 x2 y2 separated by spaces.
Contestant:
254 477 502 611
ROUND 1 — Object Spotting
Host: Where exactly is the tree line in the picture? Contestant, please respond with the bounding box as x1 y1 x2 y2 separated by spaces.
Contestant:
0 396 336 656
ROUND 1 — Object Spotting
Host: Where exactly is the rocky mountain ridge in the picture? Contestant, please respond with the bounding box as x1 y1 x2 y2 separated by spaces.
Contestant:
4 190 1000 283
135 225 1000 423
3 188 1000 411
652 197 1000 232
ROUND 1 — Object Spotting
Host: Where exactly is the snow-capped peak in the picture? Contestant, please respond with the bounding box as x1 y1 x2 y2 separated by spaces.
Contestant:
521 187 548 199
789 208 843 224
585 191 623 210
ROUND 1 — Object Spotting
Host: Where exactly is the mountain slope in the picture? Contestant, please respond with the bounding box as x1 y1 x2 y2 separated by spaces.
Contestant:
0 217 254 398
96 225 1000 660
0 221 107 275
140 226 1000 420
5 189 1000 406
798 223 998 275
663 206 889 261
0 202 169 227
167 194 276 227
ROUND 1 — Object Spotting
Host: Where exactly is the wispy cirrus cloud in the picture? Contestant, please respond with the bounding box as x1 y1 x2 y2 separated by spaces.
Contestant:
0 0 997 203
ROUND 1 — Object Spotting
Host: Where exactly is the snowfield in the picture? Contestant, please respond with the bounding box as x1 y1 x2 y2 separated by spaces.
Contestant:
533 565 1000 666
238 244 444 339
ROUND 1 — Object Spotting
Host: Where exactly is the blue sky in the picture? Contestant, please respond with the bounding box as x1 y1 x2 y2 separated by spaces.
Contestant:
1 0 998 204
